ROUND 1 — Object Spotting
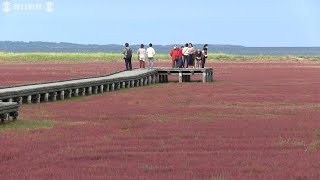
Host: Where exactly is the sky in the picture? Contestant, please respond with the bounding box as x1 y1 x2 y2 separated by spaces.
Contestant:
0 0 320 47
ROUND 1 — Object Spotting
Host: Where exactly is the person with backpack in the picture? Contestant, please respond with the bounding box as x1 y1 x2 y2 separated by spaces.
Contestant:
137 44 146 69
123 43 133 70
146 43 156 69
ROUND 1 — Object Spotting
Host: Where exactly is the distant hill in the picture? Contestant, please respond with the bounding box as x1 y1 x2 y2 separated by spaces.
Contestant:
0 41 320 56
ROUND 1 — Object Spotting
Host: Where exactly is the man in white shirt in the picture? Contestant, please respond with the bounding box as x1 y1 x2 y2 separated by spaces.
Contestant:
146 43 156 69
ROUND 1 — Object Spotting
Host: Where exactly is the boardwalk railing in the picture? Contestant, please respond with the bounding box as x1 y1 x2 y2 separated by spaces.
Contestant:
0 68 213 122
0 102 19 122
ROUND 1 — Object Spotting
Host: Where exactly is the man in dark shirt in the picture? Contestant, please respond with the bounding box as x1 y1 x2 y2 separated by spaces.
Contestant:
123 43 133 70
202 44 208 68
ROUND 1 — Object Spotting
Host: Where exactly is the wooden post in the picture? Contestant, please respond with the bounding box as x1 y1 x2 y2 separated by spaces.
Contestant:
44 93 49 102
179 72 183 83
75 89 79 97
94 86 98 94
152 75 156 84
60 91 65 100
17 97 23 104
148 76 152 84
111 83 115 91
81 88 86 96
27 95 32 104
202 72 206 83
52 92 57 101
140 78 144 86
144 77 148 85
67 89 72 98
87 87 92 95
36 94 41 103
100 85 104 93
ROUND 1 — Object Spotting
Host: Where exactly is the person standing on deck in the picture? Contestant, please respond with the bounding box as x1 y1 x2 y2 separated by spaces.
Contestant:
123 43 133 70
195 49 203 68
177 46 184 68
170 45 180 68
188 43 196 68
202 44 208 68
182 43 189 68
137 44 146 69
146 43 156 69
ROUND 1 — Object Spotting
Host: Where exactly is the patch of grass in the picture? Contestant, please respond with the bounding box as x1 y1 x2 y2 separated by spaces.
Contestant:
277 137 306 147
315 130 320 137
291 139 305 147
119 117 137 133
143 164 153 173
211 174 227 180
277 137 291 146
307 141 320 151
1 52 319 63
0 120 55 132
0 52 170 62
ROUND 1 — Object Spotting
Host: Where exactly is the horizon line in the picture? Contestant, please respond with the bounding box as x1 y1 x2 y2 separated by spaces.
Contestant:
1 41 320 48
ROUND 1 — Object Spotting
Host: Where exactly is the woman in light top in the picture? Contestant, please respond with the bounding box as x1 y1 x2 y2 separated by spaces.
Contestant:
182 43 189 68
137 44 146 69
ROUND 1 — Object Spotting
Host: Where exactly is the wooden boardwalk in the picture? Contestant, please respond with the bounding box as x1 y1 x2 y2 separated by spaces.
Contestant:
0 68 213 122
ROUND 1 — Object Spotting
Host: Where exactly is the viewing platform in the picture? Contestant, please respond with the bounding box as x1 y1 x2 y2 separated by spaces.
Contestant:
157 68 213 83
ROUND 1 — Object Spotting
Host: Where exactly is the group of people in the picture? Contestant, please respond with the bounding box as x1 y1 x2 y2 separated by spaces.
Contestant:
123 43 156 70
170 43 208 68
122 43 208 70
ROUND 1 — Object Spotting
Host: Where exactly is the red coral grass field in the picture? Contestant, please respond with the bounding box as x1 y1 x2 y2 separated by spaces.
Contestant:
1 61 320 179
